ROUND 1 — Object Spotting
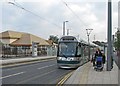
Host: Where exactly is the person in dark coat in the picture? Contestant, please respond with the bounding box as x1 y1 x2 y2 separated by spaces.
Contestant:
101 52 106 64
92 48 103 67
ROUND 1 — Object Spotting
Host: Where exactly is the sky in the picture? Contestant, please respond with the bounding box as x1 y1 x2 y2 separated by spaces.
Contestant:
1 0 119 42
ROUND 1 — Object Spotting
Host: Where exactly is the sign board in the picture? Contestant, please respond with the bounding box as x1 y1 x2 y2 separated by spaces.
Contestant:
32 42 38 57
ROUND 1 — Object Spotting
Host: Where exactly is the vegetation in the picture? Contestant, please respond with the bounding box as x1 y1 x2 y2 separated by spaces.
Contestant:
0 41 3 45
114 31 120 51
48 35 59 44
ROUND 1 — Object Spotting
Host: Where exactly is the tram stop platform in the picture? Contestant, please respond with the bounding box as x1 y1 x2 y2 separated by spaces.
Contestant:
65 61 119 85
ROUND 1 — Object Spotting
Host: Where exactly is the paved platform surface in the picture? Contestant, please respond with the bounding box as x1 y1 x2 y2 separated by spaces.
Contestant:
65 61 118 85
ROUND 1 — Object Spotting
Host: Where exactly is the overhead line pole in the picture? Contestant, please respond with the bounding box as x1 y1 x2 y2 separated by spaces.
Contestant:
86 29 93 60
107 0 112 71
67 29 69 35
63 21 68 36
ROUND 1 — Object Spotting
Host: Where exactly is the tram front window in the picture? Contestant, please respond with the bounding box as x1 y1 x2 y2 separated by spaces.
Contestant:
59 42 77 57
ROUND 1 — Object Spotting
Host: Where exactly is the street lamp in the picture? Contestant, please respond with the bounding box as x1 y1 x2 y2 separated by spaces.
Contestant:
86 29 93 60
63 21 69 36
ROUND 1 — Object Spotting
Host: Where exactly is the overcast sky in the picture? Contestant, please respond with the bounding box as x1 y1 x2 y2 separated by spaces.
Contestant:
1 0 119 42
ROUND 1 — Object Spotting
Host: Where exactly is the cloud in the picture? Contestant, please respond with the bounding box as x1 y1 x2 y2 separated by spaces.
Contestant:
0 2 2 30
1 0 119 42
62 2 107 41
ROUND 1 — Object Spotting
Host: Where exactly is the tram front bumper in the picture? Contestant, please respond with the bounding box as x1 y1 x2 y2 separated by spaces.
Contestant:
57 60 80 68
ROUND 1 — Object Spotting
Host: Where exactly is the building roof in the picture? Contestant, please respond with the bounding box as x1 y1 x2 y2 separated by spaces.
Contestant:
46 40 53 45
0 30 23 39
46 40 58 46
0 30 51 46
11 33 50 46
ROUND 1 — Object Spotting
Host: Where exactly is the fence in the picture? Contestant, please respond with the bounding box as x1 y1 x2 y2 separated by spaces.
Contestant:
1 45 48 58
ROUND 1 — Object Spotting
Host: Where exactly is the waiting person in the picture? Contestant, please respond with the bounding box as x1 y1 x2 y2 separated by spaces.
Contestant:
101 50 106 65
93 48 103 66
91 53 95 66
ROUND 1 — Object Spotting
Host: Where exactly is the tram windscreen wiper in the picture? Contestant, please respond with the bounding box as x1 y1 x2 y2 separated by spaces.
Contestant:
63 54 68 58
60 52 67 58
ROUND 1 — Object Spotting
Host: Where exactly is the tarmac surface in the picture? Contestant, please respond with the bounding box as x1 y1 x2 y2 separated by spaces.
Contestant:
1 58 73 84
0 55 119 85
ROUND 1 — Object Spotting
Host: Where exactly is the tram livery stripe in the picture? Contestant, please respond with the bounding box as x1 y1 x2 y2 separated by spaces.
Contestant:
57 60 80 64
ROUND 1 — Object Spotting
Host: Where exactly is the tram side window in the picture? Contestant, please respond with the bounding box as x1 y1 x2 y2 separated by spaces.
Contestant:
86 46 89 55
84 46 88 56
84 46 86 56
77 44 81 57
90 47 94 55
80 46 83 57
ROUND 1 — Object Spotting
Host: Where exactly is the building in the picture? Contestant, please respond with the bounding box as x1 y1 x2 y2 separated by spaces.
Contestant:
0 30 57 57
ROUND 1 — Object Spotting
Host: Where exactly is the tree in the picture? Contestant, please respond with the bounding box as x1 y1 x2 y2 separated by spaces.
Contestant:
48 35 59 44
0 40 3 45
114 31 120 51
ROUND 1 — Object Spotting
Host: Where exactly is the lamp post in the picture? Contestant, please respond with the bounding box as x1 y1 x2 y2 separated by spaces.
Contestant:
86 29 93 60
63 21 68 36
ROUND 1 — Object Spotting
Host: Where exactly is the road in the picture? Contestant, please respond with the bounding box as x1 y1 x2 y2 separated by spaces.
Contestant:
1 59 74 84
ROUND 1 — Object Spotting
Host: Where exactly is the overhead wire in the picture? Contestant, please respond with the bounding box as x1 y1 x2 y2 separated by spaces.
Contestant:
8 1 61 29
61 0 92 41
61 0 90 28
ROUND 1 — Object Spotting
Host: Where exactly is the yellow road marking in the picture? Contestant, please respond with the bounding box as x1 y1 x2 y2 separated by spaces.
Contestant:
56 70 74 86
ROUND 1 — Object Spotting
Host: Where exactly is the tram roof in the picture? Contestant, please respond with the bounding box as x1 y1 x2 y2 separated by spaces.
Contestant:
90 42 99 47
59 36 78 42
93 41 107 47
79 39 88 45
59 36 99 47
79 39 98 47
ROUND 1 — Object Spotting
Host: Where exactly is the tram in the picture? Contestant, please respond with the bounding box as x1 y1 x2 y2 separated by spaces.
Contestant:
57 36 96 68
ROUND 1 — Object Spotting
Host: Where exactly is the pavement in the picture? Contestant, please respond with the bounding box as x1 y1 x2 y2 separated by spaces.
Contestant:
0 56 56 65
65 61 118 85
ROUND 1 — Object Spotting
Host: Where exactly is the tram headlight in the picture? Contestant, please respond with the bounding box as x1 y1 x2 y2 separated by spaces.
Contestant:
70 58 74 61
71 57 79 61
67 57 75 61
72 58 76 61
57 57 62 60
